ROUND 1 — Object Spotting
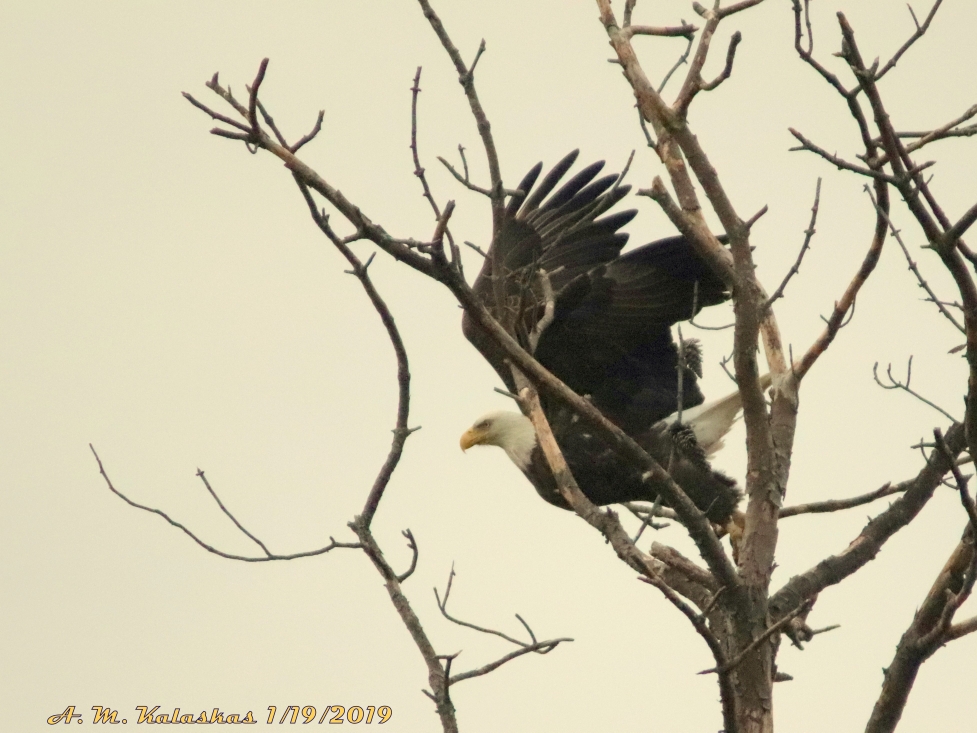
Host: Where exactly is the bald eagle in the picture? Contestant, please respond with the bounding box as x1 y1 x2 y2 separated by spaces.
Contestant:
459 151 743 525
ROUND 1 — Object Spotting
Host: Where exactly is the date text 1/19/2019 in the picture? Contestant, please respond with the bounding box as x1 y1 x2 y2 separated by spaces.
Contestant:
268 705 392 724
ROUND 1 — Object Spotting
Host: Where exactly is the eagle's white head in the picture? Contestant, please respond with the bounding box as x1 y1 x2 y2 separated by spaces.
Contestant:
459 411 537 470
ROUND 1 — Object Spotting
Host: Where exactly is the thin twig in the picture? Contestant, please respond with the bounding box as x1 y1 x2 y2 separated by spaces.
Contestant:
699 32 741 92
874 0 944 81
293 181 419 528
764 179 821 312
700 601 811 675
291 110 324 153
196 469 272 557
658 35 695 94
865 185 965 333
90 445 361 561
873 357 958 423
396 529 420 582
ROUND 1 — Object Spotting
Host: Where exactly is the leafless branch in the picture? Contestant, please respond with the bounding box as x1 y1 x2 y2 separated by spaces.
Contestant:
447 637 574 686
795 180 888 380
90 445 361 561
941 199 977 252
195 468 272 557
865 185 965 332
349 517 459 732
293 181 419 528
438 155 490 196
434 564 568 654
874 103 977 164
623 23 698 41
872 357 958 423
763 178 821 312
397 529 420 583
947 614 977 641
935 430 977 533
291 110 324 153
699 600 811 675
699 31 741 92
779 482 904 518
637 570 735 727
874 0 944 81
251 95 288 147
629 496 671 541
864 521 974 733
769 424 965 624
788 129 902 183
245 58 269 136
182 91 251 133
417 0 504 238
658 35 695 94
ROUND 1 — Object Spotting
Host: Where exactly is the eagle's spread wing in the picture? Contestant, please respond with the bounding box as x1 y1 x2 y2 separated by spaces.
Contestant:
461 152 740 523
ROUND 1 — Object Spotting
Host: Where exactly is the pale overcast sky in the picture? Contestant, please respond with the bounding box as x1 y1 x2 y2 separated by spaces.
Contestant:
3 1 975 731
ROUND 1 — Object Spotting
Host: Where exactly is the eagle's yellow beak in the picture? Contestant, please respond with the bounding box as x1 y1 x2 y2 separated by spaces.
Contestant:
459 427 485 451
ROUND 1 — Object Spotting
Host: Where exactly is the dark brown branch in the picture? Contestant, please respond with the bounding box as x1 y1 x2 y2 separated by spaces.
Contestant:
182 92 251 133
874 0 943 81
252 96 288 147
90 445 362 561
716 0 766 19
700 31 741 92
650 541 719 595
463 240 488 258
942 199 977 252
291 110 324 153
411 68 446 217
935 430 977 533
209 128 251 141
778 482 903 518
864 522 974 733
409 68 463 271
875 103 977 164
699 600 811 675
795 179 888 380
788 129 899 183
192 70 442 280
769 423 965 622
639 573 735 720
835 12 977 473
396 529 420 583
246 58 269 135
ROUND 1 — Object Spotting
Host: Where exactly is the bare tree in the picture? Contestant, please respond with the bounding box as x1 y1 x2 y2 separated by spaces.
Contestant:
94 1 976 731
